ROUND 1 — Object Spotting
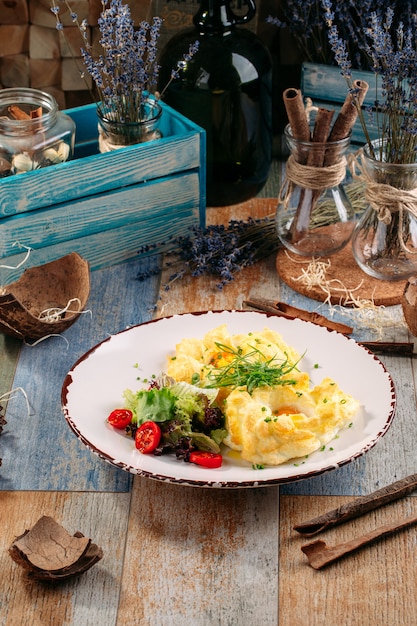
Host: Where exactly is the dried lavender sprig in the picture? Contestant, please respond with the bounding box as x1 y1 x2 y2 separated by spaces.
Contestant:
322 1 417 164
136 216 280 290
50 0 198 124
266 1 412 71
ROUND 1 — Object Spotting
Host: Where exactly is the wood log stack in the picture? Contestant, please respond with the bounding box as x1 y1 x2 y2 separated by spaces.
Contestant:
0 0 156 109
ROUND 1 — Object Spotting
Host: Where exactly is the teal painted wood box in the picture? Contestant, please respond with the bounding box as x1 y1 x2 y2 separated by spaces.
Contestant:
0 101 206 279
301 62 381 146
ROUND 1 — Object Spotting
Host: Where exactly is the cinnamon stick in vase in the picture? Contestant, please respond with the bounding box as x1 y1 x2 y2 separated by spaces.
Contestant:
327 79 369 144
289 107 335 241
282 88 310 142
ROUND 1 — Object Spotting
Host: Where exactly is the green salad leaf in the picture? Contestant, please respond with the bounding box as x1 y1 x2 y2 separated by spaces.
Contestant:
122 379 226 455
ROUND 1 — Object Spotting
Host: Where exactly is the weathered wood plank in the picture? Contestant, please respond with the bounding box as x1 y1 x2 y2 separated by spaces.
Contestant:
0 256 160 491
1 200 197 281
0 490 131 626
279 495 417 626
156 198 282 318
118 476 279 626
0 172 201 258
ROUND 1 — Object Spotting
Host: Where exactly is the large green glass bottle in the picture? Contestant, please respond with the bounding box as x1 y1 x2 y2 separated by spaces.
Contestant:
158 0 272 206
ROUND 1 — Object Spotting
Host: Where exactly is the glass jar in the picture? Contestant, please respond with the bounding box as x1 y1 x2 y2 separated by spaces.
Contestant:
352 139 417 281
97 97 162 152
0 88 75 177
158 0 272 207
275 124 355 256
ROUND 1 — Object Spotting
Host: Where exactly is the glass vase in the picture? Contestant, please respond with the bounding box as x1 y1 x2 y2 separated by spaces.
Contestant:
275 124 355 256
351 140 417 281
97 98 162 153
0 87 75 177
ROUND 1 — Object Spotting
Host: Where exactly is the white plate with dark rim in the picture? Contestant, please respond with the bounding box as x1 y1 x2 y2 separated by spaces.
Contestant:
61 310 396 488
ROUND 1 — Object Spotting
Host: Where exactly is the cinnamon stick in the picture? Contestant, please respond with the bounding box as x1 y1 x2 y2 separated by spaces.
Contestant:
242 298 353 334
328 79 369 143
301 514 417 569
8 104 43 120
30 106 43 119
294 473 417 537
290 107 335 240
283 88 310 142
8 104 31 120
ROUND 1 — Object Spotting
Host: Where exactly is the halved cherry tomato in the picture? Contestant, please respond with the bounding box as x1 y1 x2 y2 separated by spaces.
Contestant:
135 421 162 454
107 408 133 429
189 451 223 469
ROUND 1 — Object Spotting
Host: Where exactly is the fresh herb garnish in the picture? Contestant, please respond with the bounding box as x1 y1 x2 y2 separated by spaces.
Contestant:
204 342 302 394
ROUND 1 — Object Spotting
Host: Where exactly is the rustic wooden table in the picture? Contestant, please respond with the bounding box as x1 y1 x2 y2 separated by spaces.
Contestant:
1 195 417 626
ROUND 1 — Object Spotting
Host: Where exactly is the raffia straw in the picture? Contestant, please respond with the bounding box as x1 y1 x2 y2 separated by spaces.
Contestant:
0 387 31 417
38 298 83 323
284 251 404 338
25 334 70 348
0 243 32 271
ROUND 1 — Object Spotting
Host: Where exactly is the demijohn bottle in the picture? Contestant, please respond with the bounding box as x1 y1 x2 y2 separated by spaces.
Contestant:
158 0 272 206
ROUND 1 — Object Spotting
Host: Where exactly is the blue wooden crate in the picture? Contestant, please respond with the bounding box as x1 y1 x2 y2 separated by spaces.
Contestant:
301 62 381 146
0 101 206 279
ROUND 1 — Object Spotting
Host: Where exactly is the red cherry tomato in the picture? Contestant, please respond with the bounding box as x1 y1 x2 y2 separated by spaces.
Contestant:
135 421 162 454
189 451 223 468
107 408 133 429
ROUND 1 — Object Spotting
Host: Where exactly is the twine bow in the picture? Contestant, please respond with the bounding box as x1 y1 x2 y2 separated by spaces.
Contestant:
348 149 417 255
348 150 417 224
279 154 347 210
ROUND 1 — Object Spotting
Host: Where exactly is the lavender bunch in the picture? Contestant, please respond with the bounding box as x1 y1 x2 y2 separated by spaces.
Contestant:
136 216 280 290
323 1 417 163
267 0 412 70
51 0 198 124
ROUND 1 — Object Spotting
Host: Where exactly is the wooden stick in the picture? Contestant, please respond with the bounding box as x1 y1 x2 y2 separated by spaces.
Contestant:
301 514 417 569
294 473 417 536
242 298 353 334
359 341 415 356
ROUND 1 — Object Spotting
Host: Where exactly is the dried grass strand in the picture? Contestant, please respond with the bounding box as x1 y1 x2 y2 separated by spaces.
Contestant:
0 243 32 271
37 298 91 323
285 251 406 338
0 387 31 417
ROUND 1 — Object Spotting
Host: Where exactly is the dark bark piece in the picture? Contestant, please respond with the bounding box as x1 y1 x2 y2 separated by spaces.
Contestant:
9 515 103 581
294 473 417 536
301 513 417 569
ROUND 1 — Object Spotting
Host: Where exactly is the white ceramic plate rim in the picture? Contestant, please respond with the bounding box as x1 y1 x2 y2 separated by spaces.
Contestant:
62 310 396 488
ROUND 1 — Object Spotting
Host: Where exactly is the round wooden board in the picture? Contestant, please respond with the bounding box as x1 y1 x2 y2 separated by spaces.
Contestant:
276 241 406 306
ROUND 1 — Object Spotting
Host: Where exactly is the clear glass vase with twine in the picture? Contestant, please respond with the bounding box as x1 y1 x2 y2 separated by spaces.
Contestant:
276 124 355 256
97 97 162 153
351 139 417 281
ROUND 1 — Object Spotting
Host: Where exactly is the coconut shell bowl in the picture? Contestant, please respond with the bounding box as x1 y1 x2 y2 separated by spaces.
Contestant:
0 252 90 341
